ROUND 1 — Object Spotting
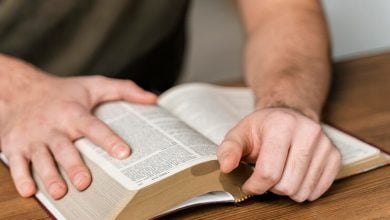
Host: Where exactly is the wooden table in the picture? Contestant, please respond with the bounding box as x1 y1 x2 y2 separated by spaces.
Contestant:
1 53 389 219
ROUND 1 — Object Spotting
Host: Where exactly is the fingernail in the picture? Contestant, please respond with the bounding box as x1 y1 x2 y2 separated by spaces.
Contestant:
218 152 231 173
145 91 156 97
73 173 87 189
136 90 155 98
73 173 84 188
113 144 130 159
49 182 65 197
220 151 230 165
142 91 157 101
20 182 33 196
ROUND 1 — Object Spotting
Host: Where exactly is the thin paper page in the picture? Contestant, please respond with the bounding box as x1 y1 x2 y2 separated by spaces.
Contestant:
163 191 234 215
0 153 66 220
322 125 379 165
159 83 380 166
158 83 254 145
76 101 218 190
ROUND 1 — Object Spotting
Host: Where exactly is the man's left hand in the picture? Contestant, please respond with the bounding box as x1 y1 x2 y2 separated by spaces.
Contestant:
217 107 341 202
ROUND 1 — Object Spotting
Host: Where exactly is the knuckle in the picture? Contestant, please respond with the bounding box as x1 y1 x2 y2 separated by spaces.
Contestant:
306 122 322 137
1 134 24 155
51 140 68 153
334 148 342 160
124 80 136 87
91 75 107 83
298 149 312 162
40 167 59 180
269 111 297 125
274 184 297 196
52 142 71 160
29 143 44 158
308 195 318 202
322 137 333 150
34 114 49 128
7 154 26 168
308 181 317 193
58 102 85 130
83 117 101 133
332 149 342 168
244 184 265 195
61 102 84 118
1 145 17 159
258 166 280 185
291 194 307 203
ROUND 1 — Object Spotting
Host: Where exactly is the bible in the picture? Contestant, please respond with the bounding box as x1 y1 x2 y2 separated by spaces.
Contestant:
0 83 388 219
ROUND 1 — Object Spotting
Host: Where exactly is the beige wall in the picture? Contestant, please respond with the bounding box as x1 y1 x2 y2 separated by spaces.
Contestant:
180 1 390 83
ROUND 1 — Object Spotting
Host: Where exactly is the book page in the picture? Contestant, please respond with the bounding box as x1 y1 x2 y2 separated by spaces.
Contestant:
1 152 131 220
161 191 234 216
0 154 66 220
322 125 380 165
76 101 218 190
158 83 254 145
158 83 382 166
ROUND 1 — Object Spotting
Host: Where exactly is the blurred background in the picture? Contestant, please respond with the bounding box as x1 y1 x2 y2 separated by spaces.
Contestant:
180 0 390 83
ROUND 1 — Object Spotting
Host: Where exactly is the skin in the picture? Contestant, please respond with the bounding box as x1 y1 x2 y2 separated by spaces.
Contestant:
0 55 156 199
0 0 341 203
217 0 341 202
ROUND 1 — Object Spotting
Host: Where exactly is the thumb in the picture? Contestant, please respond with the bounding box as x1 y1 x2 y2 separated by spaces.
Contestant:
84 76 157 105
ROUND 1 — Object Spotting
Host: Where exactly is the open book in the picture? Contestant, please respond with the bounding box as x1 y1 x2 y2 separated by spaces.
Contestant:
1 83 388 219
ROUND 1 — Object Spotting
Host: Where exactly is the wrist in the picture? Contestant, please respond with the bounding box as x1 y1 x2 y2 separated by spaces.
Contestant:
0 54 50 133
0 54 50 92
255 100 320 122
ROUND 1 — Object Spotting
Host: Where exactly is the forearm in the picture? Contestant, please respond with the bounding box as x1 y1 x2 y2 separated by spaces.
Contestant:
220 1 340 202
239 0 331 121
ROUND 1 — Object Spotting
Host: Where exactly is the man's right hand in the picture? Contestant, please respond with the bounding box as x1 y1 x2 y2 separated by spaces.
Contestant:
0 54 157 199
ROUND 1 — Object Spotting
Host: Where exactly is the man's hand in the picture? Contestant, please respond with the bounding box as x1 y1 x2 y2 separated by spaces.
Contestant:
232 0 337 202
217 108 341 202
0 55 156 199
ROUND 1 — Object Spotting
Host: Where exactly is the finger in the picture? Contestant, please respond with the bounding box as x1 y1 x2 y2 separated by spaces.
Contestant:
8 155 36 197
47 130 91 191
30 143 67 200
242 122 292 195
271 122 321 197
84 76 157 105
308 148 341 201
78 114 131 159
217 140 243 173
290 136 332 202
218 122 251 173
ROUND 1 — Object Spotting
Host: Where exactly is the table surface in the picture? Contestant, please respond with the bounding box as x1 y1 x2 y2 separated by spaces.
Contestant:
1 53 389 219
